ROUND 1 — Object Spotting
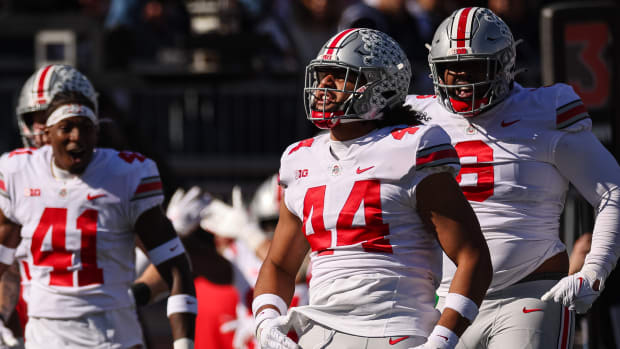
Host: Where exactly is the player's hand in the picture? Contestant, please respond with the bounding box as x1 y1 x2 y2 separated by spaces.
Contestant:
256 316 299 349
200 186 250 239
541 268 602 314
220 304 255 349
0 320 18 348
166 186 212 237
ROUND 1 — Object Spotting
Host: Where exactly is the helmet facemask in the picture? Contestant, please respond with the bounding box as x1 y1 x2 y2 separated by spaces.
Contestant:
304 62 375 129
18 110 48 148
431 56 507 117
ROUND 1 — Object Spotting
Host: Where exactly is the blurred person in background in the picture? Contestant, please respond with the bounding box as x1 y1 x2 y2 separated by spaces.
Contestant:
337 0 434 93
406 6 620 348
0 90 196 348
0 64 100 349
135 174 309 349
487 0 542 85
252 28 491 349
254 0 347 72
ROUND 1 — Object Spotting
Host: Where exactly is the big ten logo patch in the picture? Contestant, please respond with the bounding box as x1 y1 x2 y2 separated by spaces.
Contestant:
295 169 309 179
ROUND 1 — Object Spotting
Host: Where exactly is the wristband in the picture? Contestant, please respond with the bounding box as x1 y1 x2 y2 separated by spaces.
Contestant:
252 293 288 316
173 338 194 349
427 325 459 349
445 292 479 322
0 245 15 265
147 237 186 265
131 282 151 306
167 294 198 317
254 307 280 336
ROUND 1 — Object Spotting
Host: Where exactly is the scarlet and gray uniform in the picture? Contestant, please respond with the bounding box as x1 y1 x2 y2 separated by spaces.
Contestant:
405 83 599 348
0 146 164 347
278 124 460 347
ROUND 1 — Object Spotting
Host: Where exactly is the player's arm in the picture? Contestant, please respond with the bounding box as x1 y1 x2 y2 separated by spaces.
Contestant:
417 172 492 348
0 209 20 280
134 205 196 349
252 196 309 349
541 130 620 313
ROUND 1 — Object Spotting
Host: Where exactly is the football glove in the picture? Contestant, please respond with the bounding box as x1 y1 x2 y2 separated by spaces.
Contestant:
256 315 298 349
220 303 255 349
166 186 212 237
200 186 267 250
0 319 18 348
541 265 603 314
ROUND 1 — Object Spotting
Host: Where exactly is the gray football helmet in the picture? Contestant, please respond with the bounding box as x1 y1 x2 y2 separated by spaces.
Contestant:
428 7 517 117
16 64 98 147
304 28 411 129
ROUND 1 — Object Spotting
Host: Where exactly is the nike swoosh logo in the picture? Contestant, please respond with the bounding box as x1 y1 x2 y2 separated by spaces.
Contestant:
438 335 449 341
522 307 543 313
170 245 179 252
356 166 375 174
388 336 409 345
87 193 106 200
501 119 521 127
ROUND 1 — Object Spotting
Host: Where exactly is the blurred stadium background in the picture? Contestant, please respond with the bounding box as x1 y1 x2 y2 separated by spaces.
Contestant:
0 0 618 348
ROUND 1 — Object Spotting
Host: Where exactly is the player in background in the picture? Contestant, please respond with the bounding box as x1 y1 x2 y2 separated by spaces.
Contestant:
405 7 620 349
200 175 310 348
0 64 100 348
0 91 196 348
252 28 492 349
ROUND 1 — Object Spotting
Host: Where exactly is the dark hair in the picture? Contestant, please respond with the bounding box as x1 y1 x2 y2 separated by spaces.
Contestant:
45 90 96 120
373 104 424 128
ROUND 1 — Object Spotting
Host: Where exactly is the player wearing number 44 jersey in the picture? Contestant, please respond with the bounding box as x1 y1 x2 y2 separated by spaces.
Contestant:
252 28 492 349
405 7 620 349
0 91 196 349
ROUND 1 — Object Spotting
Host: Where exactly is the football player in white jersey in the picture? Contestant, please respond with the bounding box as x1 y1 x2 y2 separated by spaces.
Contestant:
252 28 492 349
405 7 620 349
0 91 197 348
0 64 100 348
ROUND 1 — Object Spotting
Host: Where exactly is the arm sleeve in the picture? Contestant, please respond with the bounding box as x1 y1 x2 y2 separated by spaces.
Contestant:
128 159 165 225
554 130 620 282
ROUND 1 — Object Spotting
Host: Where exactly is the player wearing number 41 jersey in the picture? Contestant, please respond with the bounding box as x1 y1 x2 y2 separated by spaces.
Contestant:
252 28 492 349
405 7 620 349
0 91 196 349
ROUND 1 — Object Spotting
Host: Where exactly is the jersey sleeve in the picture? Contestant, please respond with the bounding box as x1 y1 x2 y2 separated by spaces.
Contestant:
554 83 591 133
0 152 22 224
127 157 164 225
0 155 14 223
414 125 460 178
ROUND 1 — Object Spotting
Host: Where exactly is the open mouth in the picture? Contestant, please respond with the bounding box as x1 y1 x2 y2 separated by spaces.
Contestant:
67 148 87 163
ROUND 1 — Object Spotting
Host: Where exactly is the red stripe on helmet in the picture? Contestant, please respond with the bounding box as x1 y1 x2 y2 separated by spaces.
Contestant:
325 28 356 55
36 65 53 103
457 7 473 47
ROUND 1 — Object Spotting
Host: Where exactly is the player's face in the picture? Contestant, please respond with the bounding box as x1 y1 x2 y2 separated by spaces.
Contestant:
440 60 491 100
21 110 49 148
47 116 97 174
312 67 359 112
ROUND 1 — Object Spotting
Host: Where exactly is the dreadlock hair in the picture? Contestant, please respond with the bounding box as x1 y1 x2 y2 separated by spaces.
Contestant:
373 104 424 128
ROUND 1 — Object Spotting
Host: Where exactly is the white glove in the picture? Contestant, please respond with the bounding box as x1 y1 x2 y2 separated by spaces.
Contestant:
0 320 18 348
200 186 267 250
541 266 603 314
166 186 212 237
220 304 256 349
256 315 299 349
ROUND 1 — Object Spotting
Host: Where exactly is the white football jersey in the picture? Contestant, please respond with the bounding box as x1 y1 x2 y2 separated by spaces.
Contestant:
405 82 591 295
0 146 163 318
279 124 460 337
